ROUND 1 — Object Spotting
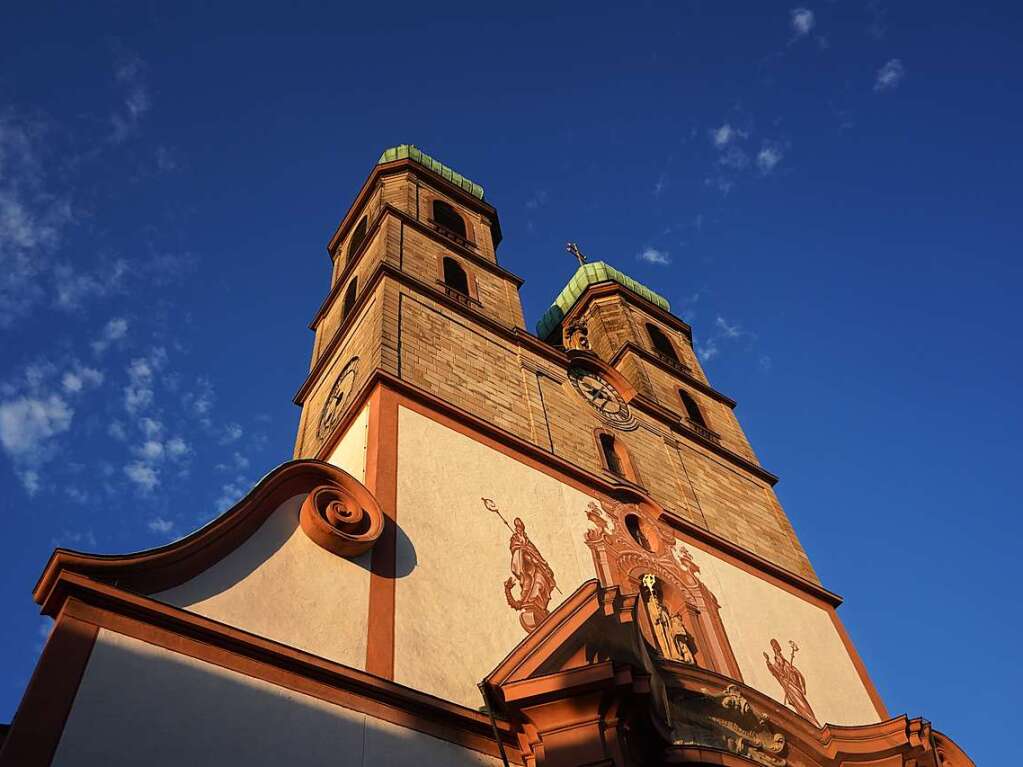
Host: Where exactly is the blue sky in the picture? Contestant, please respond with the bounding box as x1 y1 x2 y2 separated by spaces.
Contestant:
1 3 1019 761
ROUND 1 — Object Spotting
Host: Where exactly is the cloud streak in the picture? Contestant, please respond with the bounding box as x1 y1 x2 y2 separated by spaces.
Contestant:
637 247 671 266
874 59 905 92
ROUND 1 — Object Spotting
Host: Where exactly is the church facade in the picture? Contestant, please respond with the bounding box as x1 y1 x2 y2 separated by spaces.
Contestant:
0 145 972 766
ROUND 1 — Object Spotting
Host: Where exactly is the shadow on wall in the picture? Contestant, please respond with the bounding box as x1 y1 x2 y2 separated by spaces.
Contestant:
160 495 419 605
51 633 495 767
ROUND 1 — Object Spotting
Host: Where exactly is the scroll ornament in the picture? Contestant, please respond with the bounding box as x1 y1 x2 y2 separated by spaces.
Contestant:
299 475 384 558
671 684 787 767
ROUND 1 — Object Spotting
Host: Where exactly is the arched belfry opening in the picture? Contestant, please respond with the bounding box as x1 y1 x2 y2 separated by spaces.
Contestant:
647 322 681 366
432 199 467 240
347 216 368 264
442 257 470 297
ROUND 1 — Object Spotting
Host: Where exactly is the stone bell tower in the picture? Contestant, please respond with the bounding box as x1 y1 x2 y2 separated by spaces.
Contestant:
1 145 973 767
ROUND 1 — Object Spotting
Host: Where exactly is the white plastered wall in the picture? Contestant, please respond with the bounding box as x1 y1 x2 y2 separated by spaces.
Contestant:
157 403 372 670
395 406 880 726
51 629 499 767
683 543 880 725
395 406 601 707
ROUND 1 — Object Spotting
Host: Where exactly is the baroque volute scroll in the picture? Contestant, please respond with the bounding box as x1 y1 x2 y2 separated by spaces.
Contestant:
299 470 384 558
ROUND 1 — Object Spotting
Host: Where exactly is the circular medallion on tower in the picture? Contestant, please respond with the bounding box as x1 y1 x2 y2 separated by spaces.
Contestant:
568 365 636 430
317 357 359 441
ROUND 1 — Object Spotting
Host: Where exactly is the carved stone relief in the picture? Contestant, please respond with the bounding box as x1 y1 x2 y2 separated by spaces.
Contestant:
582 499 742 680
563 321 590 351
670 684 788 767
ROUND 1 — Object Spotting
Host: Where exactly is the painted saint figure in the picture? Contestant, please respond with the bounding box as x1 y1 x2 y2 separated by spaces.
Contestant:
764 638 820 727
504 517 557 633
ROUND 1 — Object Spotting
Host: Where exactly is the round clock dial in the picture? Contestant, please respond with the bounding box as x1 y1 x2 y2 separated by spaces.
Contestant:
568 366 636 429
317 357 359 440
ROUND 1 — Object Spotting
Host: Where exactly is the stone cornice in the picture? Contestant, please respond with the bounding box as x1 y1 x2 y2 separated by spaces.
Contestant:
294 265 779 489
325 159 501 259
309 205 523 333
41 576 520 763
559 280 694 343
610 340 737 409
354 372 817 601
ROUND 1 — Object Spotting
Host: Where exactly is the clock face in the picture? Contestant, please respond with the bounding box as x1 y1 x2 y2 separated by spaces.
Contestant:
568 366 636 430
317 357 359 440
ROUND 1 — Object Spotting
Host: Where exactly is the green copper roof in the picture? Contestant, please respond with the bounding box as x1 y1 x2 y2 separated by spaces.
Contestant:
377 144 484 200
535 261 671 340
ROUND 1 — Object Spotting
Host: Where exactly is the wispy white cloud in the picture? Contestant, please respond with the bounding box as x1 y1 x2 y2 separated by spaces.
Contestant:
704 175 734 196
123 347 166 415
0 114 75 327
0 395 73 460
637 247 671 266
53 259 129 311
0 393 73 494
867 0 888 40
147 516 174 534
61 365 103 394
710 123 745 148
220 422 243 444
124 460 159 493
216 451 250 472
698 339 719 362
155 146 177 173
51 529 97 548
718 146 750 170
653 174 666 197
91 317 129 354
757 144 784 174
110 56 151 143
165 436 189 459
874 58 905 92
214 476 252 516
183 377 215 425
715 316 744 339
790 8 815 38
524 189 549 210
136 440 164 461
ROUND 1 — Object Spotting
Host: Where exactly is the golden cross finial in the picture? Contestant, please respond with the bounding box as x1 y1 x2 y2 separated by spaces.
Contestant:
566 242 587 266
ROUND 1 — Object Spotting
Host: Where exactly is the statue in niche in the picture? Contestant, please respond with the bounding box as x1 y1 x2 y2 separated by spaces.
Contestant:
669 612 696 664
564 321 590 351
764 638 820 727
642 574 696 664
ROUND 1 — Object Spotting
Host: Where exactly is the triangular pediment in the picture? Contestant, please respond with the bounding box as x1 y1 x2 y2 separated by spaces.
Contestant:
485 579 669 716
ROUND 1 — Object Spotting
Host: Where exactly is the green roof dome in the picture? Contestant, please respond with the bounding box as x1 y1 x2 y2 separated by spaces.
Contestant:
377 145 484 200
535 261 670 340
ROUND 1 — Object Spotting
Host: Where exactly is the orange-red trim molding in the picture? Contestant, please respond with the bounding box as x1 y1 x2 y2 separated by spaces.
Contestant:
364 385 399 679
0 610 97 767
30 574 522 764
365 370 832 604
33 461 363 604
